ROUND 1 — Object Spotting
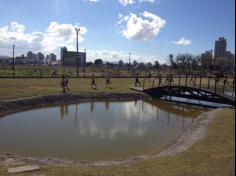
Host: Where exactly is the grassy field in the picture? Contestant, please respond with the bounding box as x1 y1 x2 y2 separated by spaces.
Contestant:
0 108 234 176
0 65 160 78
0 78 136 100
0 77 234 100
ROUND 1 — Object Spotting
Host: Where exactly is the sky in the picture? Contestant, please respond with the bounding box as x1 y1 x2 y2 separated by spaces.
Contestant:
0 0 235 63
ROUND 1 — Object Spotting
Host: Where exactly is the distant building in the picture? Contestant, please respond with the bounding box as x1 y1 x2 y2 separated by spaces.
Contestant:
214 37 227 58
61 47 86 66
49 53 57 61
15 54 26 64
35 52 44 64
201 50 213 70
213 37 235 71
26 51 36 64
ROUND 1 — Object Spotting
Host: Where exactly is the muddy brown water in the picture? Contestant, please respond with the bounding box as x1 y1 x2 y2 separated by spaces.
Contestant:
0 100 207 161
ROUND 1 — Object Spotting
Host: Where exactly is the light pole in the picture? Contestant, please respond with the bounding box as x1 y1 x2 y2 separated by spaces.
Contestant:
12 43 15 71
75 27 80 77
11 39 16 78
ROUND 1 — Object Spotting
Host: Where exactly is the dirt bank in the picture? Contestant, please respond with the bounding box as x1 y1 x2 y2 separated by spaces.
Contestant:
0 93 147 118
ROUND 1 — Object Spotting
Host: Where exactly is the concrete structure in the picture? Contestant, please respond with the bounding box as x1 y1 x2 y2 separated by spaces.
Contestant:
26 51 36 64
213 37 235 71
201 50 213 70
61 47 86 66
214 37 227 58
15 54 26 64
48 53 57 61
35 52 44 64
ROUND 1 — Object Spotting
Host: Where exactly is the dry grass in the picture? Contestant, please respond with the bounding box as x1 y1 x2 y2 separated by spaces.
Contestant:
0 77 234 100
0 78 135 100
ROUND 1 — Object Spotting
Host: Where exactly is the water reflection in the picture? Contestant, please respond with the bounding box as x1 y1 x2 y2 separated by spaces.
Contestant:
60 104 69 119
58 100 205 139
0 100 207 161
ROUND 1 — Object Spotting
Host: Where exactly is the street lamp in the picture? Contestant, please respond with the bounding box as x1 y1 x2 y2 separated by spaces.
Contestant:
75 27 80 77
10 37 16 78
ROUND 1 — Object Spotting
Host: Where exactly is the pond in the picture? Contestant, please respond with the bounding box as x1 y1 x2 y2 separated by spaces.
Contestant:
0 100 207 161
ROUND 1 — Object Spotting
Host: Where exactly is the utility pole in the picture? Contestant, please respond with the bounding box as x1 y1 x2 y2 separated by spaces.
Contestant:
12 43 15 78
128 52 132 71
12 43 15 70
75 27 80 77
129 53 131 65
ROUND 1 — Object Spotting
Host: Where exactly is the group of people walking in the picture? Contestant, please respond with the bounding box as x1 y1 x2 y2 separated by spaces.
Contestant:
60 74 112 93
60 73 178 93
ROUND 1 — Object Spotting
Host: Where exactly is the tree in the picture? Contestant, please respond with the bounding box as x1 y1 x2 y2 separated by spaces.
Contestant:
133 60 138 66
118 60 125 67
154 60 160 70
146 62 152 68
167 54 178 70
94 59 103 65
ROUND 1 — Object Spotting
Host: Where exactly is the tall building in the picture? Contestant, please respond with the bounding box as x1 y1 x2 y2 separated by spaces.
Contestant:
49 53 57 61
201 50 213 69
61 47 86 66
35 52 44 64
26 51 36 64
214 37 227 58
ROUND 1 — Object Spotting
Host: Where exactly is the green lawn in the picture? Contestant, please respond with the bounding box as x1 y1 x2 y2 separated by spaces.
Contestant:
0 77 234 100
0 78 136 100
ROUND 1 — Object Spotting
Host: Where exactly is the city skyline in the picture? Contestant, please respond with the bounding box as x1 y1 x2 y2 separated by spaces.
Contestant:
0 0 235 64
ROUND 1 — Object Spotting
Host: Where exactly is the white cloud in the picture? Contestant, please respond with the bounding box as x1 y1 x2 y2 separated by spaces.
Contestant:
0 21 87 56
118 11 166 41
172 37 192 46
118 0 155 6
86 49 161 64
0 21 166 63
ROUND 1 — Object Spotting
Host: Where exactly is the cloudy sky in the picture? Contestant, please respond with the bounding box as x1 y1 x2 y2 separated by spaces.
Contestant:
0 0 234 63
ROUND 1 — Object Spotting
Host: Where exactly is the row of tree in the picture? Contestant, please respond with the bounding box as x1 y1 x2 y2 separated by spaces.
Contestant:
87 53 234 73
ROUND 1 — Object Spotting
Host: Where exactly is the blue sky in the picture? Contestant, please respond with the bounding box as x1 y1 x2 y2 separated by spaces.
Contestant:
0 0 234 63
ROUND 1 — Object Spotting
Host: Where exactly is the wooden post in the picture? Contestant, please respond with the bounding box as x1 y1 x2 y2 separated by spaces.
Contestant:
214 79 217 93
199 76 202 89
194 74 196 87
223 79 226 93
185 74 188 87
143 79 145 90
208 76 210 89
152 79 155 87
179 72 181 86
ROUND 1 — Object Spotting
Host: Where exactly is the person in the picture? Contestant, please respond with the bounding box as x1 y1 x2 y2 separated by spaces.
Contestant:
169 74 174 84
91 74 97 89
148 72 152 81
106 75 111 88
158 74 162 86
65 74 70 91
189 75 194 84
135 75 141 87
165 74 170 85
61 74 66 93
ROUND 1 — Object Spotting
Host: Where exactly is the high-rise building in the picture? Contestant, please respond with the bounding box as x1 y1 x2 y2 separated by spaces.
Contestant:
61 47 86 66
201 50 213 69
214 37 227 58
49 53 57 61
26 51 36 63
35 52 44 64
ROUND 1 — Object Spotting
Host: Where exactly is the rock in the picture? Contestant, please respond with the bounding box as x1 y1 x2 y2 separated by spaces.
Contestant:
8 165 40 174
